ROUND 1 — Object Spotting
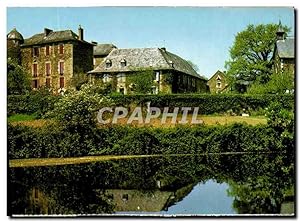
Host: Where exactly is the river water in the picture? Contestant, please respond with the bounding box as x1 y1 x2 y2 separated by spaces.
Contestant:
8 153 294 216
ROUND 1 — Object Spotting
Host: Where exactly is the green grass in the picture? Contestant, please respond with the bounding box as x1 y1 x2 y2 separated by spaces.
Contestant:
8 114 37 122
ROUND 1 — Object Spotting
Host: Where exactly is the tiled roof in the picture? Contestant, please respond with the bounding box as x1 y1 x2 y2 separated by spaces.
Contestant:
89 47 204 79
22 30 92 46
276 38 294 59
94 44 117 56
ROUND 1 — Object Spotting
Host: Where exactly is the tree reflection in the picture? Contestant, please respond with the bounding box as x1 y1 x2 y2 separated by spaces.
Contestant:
9 153 294 215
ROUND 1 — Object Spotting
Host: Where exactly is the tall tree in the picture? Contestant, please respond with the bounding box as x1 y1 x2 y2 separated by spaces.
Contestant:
7 59 31 95
225 23 290 90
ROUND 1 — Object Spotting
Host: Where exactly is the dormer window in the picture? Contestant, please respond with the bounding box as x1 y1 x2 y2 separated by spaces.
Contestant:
120 59 127 67
105 60 112 68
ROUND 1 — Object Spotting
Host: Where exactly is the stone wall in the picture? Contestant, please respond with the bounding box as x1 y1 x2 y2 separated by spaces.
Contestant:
21 42 73 92
73 41 93 74
207 71 228 93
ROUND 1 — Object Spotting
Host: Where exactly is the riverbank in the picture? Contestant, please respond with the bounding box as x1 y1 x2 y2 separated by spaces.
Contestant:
9 151 279 168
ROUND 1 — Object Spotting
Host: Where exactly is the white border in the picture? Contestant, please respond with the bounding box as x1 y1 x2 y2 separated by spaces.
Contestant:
1 1 298 222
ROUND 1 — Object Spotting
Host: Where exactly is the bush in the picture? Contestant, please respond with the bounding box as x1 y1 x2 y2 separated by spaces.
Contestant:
110 94 294 115
7 91 60 117
8 123 291 159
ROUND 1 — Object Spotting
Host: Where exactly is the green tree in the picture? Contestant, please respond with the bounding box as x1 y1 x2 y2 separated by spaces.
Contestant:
247 70 294 94
71 73 89 90
126 69 157 94
225 23 290 91
7 59 31 95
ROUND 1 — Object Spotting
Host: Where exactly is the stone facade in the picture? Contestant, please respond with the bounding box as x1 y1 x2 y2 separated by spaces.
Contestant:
207 70 228 93
21 43 74 91
9 27 94 93
88 47 208 94
272 22 295 75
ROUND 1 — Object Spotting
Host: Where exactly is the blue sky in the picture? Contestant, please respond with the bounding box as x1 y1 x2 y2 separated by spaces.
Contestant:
7 7 294 78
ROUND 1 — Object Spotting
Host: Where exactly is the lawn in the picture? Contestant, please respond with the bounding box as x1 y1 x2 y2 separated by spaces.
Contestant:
8 114 267 128
8 114 37 122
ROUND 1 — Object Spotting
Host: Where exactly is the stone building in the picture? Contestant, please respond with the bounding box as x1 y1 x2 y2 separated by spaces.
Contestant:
15 26 94 93
272 22 295 74
88 47 208 94
93 43 117 68
207 70 229 93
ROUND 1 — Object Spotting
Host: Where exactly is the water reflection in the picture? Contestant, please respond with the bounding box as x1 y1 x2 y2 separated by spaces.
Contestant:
8 153 294 216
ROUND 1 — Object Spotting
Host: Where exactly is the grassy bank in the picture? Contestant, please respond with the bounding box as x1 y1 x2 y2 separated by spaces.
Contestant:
8 114 267 128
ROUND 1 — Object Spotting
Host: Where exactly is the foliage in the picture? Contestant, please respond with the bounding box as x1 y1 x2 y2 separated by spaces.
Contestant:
46 84 113 131
225 23 290 91
247 70 294 94
7 59 31 95
126 69 157 94
7 89 60 118
8 123 292 159
71 73 89 90
111 94 294 115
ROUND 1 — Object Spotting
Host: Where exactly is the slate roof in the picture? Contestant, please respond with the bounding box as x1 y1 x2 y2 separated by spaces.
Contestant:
94 44 117 56
22 29 92 46
7 28 24 42
276 38 294 59
89 47 204 79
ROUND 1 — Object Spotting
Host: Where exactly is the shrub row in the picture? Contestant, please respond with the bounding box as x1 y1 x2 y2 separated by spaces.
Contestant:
8 93 294 117
8 123 291 159
7 94 60 117
111 94 294 114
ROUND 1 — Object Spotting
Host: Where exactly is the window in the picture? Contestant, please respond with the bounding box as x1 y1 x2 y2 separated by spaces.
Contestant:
45 63 51 76
32 80 38 89
33 47 39 57
33 64 38 77
46 78 51 88
45 45 50 56
119 87 125 94
155 71 160 82
59 44 64 54
216 81 222 89
117 73 126 83
59 77 65 88
105 60 112 68
152 86 159 94
59 61 64 75
120 59 126 67
103 74 111 83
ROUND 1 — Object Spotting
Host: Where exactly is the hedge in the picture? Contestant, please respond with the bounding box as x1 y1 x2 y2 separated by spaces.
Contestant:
8 94 294 117
111 94 294 114
8 123 292 159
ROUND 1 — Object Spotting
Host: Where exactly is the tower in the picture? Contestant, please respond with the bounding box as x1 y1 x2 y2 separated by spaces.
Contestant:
276 20 285 41
7 28 24 63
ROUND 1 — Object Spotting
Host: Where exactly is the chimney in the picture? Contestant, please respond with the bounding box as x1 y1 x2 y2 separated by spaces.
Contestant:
78 25 83 41
44 28 53 36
